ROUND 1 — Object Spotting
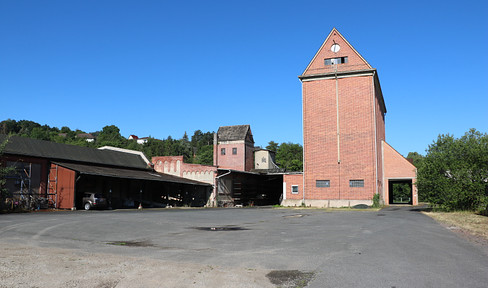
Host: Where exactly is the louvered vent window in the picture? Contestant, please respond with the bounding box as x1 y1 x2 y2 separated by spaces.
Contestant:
325 57 348 65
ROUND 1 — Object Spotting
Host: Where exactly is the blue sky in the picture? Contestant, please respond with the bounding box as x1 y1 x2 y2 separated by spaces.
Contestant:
1 0 487 156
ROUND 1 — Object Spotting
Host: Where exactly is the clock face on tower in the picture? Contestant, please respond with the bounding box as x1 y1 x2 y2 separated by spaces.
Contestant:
331 43 340 53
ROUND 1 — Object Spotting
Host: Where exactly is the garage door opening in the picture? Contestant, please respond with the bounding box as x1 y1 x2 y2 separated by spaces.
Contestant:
388 180 413 205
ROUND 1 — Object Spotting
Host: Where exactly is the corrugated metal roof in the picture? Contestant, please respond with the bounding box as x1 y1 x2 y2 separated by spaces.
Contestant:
0 135 149 170
217 125 252 141
53 162 211 186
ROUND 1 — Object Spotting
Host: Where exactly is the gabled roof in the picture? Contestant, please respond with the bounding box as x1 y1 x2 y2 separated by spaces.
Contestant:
300 28 373 78
217 125 254 143
0 135 150 170
76 133 95 139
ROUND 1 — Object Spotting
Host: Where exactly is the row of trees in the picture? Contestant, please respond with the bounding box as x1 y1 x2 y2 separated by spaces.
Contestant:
412 129 488 212
0 119 215 165
266 141 303 171
0 119 304 170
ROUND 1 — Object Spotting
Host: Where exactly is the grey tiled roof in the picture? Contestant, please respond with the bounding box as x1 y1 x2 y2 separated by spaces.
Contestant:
217 125 253 142
0 135 149 170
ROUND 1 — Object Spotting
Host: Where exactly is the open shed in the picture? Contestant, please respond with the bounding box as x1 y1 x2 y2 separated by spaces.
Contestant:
1 135 211 210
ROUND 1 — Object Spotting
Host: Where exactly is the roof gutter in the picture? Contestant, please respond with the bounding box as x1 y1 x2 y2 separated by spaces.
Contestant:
299 69 376 82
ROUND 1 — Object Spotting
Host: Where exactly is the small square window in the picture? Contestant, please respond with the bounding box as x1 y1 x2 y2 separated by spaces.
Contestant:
232 148 237 155
221 148 226 155
316 180 330 188
349 180 364 188
291 185 299 194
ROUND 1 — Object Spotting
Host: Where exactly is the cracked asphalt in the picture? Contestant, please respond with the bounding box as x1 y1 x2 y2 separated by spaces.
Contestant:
1 207 487 287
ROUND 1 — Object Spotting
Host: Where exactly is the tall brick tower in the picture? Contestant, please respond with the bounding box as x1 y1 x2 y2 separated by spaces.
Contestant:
299 28 387 207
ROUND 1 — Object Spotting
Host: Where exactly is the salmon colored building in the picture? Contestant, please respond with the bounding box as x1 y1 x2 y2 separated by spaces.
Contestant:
213 125 255 172
282 28 416 207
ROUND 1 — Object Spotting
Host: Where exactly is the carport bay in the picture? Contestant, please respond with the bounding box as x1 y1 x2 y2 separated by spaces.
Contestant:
52 162 212 209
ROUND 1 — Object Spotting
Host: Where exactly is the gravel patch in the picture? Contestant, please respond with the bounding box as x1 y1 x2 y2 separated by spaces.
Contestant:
0 242 274 288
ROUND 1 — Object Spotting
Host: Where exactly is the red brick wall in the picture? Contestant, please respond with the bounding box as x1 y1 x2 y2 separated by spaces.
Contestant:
213 141 254 172
382 141 417 205
284 173 304 200
152 156 217 175
301 29 389 204
303 29 371 76
303 75 378 201
245 142 254 171
374 77 386 196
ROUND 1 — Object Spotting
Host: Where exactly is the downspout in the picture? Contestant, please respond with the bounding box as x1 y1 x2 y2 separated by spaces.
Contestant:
302 81 306 205
335 66 341 164
372 71 378 198
213 133 218 167
335 65 341 200
381 141 385 205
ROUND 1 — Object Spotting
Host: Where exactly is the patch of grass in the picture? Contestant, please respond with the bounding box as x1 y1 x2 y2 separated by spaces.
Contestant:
423 211 488 241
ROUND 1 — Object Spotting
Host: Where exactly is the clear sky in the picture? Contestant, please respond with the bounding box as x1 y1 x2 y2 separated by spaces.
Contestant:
1 0 487 156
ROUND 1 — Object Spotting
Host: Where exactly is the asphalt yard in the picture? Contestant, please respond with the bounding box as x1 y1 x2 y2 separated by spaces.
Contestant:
1 207 487 287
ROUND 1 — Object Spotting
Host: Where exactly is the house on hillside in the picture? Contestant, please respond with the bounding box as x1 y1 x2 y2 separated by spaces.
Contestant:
76 133 95 143
128 135 149 144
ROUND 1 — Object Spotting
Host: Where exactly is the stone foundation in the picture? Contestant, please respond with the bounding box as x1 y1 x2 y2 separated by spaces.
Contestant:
281 199 373 208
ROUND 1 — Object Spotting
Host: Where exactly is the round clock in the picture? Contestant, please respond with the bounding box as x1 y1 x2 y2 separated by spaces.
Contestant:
331 43 340 53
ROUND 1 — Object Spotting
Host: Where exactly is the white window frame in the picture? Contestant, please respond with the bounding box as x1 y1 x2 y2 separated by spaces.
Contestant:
291 185 299 194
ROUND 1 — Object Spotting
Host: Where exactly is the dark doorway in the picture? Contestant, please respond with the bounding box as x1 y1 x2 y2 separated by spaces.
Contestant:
389 180 413 205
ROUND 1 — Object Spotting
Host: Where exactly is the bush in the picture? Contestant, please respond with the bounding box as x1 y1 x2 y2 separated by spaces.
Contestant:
417 129 488 211
372 193 380 208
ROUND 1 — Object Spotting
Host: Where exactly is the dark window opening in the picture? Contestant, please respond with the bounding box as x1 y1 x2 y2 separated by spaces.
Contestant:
232 148 237 155
291 185 299 194
316 180 330 188
221 148 226 155
325 57 348 65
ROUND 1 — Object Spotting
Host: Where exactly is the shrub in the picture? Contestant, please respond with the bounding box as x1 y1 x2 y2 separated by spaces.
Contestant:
417 129 488 211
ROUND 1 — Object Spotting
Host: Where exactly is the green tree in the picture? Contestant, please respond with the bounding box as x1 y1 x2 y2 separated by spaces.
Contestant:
190 130 214 163
406 151 424 168
193 145 213 166
96 125 126 148
417 129 488 211
179 132 192 162
17 120 41 137
141 138 164 160
266 141 279 152
30 127 51 141
0 136 16 207
275 142 303 172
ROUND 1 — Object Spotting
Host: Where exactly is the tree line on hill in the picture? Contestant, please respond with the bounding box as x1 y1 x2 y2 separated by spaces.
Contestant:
0 119 215 165
0 119 304 171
